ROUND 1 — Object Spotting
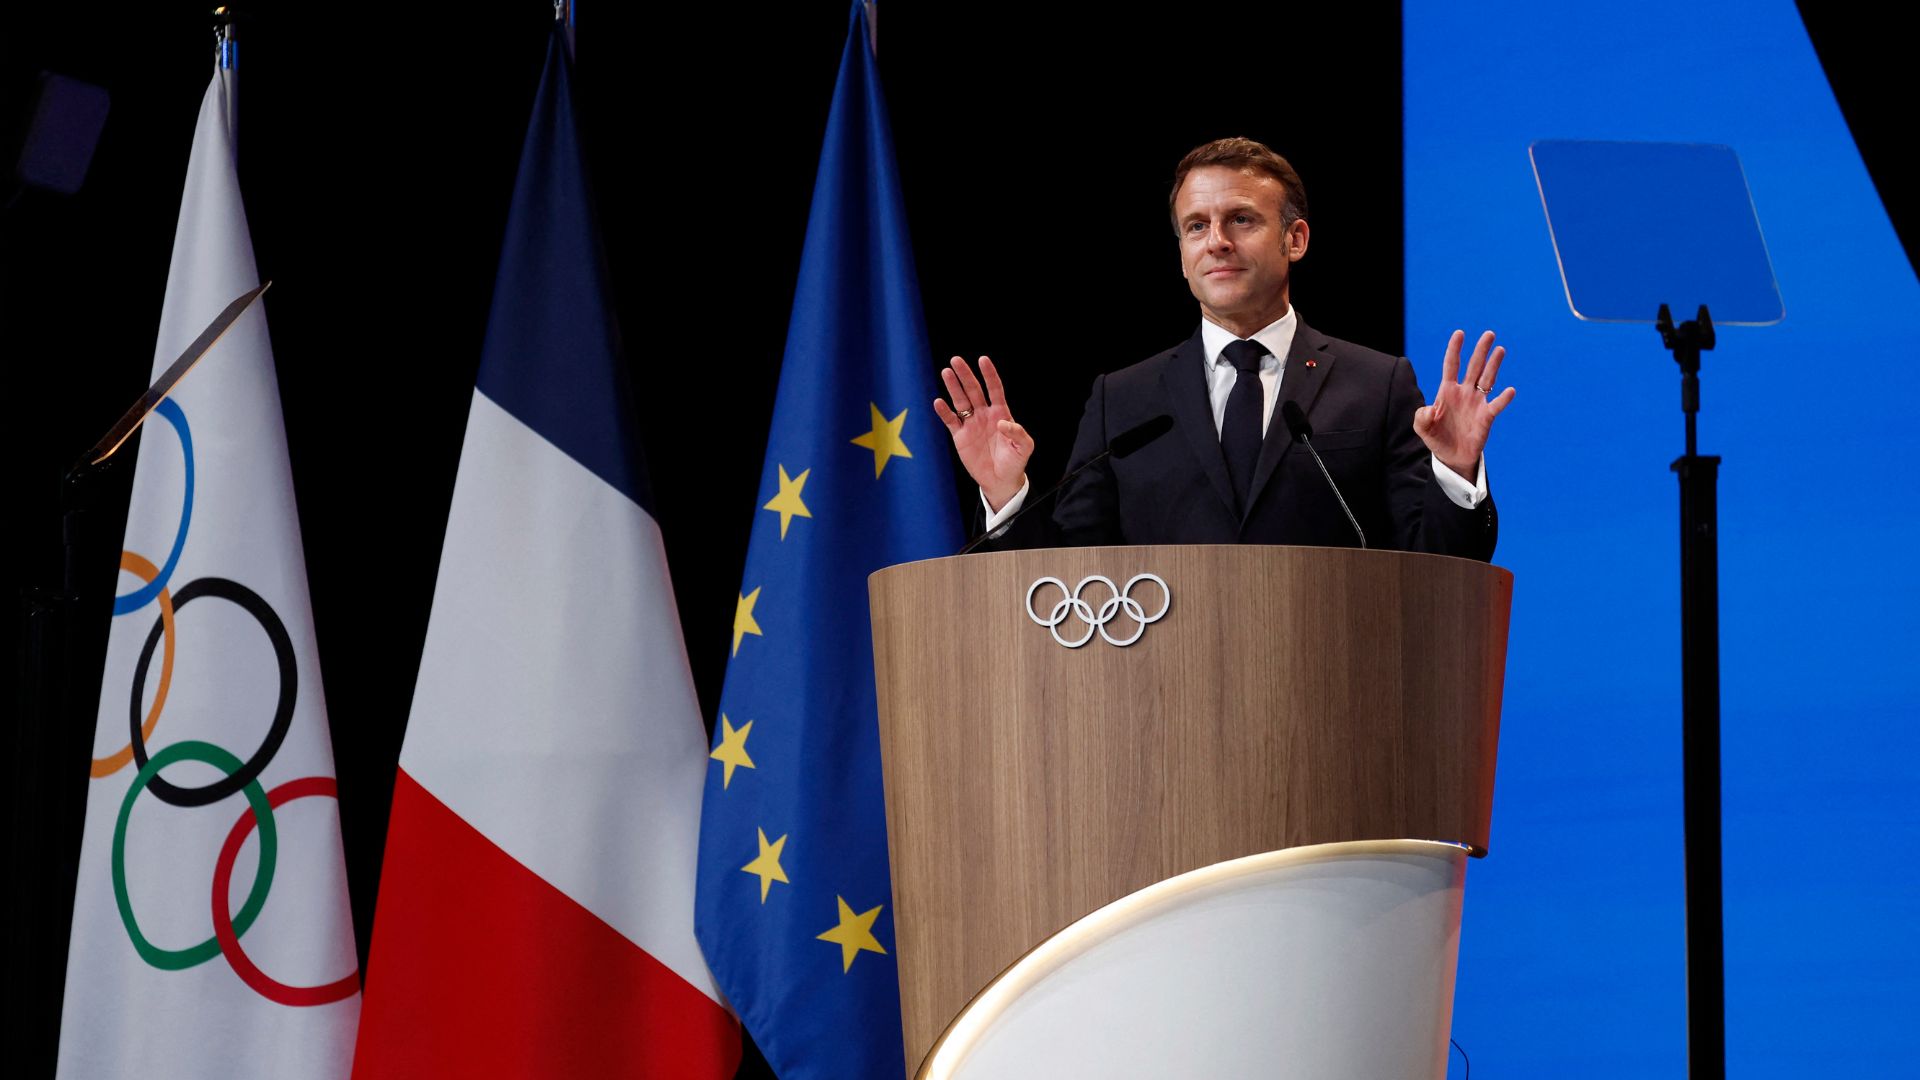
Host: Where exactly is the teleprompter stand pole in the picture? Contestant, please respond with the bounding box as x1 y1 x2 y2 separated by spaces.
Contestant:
6 428 125 1080
1658 302 1724 1080
6 276 270 1074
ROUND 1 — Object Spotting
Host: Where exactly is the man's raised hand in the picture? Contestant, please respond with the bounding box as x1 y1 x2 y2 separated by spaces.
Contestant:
933 355 1031 511
1413 330 1516 477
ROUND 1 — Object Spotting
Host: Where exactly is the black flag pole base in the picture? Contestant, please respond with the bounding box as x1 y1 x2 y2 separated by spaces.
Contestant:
1659 302 1726 1080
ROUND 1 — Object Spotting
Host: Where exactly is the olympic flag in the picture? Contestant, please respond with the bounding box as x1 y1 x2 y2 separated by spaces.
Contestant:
349 27 740 1078
693 3 965 1076
56 64 361 1078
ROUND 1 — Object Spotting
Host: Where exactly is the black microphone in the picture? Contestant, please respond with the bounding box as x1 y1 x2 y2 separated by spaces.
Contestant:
956 414 1175 555
1280 400 1366 549
1106 413 1174 458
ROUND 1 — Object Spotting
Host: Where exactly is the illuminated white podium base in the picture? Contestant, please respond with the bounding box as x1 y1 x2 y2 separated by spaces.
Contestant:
919 840 1470 1080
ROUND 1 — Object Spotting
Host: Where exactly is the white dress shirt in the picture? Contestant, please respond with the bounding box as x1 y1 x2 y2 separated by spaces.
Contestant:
981 309 1488 532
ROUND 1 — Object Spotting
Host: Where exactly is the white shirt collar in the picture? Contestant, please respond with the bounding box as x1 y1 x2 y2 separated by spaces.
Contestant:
1199 306 1298 369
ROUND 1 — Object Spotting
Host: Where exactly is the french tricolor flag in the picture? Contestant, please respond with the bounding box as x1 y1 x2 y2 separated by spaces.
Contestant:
351 27 740 1078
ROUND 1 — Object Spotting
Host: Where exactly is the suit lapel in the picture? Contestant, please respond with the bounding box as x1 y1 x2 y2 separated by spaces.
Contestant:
1245 318 1334 516
1158 328 1240 518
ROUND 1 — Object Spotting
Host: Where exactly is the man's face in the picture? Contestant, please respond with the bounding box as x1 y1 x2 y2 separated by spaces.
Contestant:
1174 165 1309 332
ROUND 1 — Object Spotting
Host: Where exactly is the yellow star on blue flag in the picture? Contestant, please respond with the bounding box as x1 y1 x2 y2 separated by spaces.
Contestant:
763 465 813 539
709 715 755 789
851 404 913 477
817 895 889 972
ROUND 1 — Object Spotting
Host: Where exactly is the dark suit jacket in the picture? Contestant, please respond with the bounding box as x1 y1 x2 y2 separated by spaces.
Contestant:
989 319 1498 560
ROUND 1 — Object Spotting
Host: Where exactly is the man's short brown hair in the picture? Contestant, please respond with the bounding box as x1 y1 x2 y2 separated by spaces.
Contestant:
1168 137 1308 230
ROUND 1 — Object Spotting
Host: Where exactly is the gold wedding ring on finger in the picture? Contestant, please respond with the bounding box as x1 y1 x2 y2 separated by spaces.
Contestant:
956 408 974 420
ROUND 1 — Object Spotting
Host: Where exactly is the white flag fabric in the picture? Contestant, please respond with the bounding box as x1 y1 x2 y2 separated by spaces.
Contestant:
56 66 360 1079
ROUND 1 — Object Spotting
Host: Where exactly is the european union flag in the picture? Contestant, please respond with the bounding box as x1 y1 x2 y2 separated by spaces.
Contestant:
692 3 961 1077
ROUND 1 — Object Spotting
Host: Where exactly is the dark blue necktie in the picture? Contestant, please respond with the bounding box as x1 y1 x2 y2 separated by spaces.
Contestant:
1220 338 1269 514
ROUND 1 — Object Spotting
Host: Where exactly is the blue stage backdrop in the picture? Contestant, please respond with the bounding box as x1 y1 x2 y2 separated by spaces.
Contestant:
1406 1 1919 1075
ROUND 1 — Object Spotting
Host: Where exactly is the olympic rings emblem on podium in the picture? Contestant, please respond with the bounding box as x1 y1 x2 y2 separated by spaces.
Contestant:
1025 573 1171 648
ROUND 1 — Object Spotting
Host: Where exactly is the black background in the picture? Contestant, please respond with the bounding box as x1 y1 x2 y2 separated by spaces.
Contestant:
3 3 1904 1076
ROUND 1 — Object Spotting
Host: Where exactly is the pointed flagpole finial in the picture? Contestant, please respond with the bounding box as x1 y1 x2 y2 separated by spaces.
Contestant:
555 0 576 56
212 5 237 69
863 1 878 55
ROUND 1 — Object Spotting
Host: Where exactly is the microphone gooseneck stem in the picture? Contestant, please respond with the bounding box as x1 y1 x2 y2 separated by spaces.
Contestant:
954 414 1175 556
955 449 1112 556
1298 433 1366 549
1280 401 1365 550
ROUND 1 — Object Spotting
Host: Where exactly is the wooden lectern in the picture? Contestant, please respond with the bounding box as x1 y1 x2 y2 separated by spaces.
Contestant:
870 545 1511 1078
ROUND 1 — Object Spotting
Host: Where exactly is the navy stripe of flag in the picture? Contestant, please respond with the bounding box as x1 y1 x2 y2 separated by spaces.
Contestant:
473 35 651 517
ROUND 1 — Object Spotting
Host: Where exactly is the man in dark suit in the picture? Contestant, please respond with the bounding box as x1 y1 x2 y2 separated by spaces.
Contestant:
933 137 1515 561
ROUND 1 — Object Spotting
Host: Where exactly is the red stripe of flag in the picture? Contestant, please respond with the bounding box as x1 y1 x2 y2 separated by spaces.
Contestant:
352 769 740 1079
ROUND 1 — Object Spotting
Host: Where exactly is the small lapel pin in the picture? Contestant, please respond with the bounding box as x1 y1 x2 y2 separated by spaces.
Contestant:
1304 358 1317 368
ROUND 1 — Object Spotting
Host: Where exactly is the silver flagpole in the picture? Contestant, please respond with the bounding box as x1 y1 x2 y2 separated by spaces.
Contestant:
215 5 237 69
213 5 238 137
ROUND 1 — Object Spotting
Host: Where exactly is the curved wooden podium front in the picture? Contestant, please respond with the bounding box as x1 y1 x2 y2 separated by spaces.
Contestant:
869 545 1511 1076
